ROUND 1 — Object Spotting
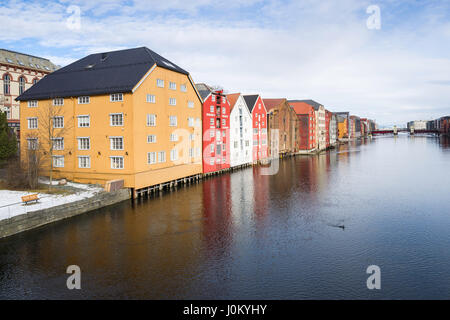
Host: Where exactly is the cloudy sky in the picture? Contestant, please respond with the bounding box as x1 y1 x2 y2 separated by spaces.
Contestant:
1 0 449 125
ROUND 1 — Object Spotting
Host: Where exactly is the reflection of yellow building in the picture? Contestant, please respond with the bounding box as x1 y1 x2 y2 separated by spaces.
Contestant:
18 47 203 192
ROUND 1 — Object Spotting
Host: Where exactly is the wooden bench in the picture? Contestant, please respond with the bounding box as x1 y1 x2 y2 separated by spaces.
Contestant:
21 193 39 205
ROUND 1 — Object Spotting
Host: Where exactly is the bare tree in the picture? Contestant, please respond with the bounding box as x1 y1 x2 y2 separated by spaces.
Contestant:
23 133 42 189
36 99 73 191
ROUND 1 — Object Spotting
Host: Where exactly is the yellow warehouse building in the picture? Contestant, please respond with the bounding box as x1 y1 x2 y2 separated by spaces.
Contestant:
17 47 203 193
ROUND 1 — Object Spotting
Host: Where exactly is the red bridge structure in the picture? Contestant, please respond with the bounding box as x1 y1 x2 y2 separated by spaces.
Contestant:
372 128 439 135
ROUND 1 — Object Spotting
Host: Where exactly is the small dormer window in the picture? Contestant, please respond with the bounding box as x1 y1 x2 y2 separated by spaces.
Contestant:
53 98 64 106
110 93 123 102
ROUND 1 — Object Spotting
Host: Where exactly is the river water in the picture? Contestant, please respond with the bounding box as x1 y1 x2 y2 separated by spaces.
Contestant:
1 134 450 299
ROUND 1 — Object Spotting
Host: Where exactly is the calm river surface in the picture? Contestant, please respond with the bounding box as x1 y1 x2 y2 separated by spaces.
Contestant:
1 135 450 299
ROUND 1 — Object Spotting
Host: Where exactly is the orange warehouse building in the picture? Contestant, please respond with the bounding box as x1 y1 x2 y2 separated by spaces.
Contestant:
17 47 203 194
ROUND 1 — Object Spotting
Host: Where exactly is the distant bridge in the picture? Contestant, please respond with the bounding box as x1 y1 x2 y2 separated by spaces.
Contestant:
372 128 439 135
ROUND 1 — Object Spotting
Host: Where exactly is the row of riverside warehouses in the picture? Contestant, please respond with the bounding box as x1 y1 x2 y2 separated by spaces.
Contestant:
10 47 389 196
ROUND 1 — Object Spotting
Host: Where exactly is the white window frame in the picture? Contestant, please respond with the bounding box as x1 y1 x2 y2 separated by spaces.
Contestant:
52 155 64 168
77 137 90 150
110 93 123 102
169 82 176 90
147 135 156 143
53 98 64 106
170 133 178 142
188 101 194 109
147 114 156 126
110 156 124 169
147 152 156 164
27 117 38 129
110 113 124 126
28 100 38 108
146 94 156 103
180 84 187 92
78 156 91 168
169 98 177 106
170 149 178 161
52 137 64 150
110 136 124 150
77 115 90 127
158 151 166 163
188 117 194 127
53 116 64 128
78 96 90 104
27 138 38 150
169 115 177 127
156 79 164 88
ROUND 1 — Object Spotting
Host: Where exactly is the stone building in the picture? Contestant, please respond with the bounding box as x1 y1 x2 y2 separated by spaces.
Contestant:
0 49 58 138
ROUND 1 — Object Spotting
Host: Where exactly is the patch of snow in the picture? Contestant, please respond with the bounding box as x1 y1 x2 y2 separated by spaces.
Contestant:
0 180 104 221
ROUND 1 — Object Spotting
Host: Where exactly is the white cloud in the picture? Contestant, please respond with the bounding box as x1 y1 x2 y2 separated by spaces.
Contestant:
1 0 449 125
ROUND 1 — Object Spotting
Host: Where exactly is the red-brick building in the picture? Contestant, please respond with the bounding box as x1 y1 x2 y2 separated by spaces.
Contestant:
289 100 316 151
263 98 299 156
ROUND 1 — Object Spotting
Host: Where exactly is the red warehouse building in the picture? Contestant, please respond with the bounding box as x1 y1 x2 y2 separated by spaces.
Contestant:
289 100 316 151
243 95 268 163
196 83 231 174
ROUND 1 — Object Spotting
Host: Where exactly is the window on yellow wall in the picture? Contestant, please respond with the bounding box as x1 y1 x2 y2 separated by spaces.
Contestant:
78 137 90 150
110 93 123 102
147 135 156 143
110 113 123 126
78 96 90 104
28 100 38 107
180 84 187 92
170 133 178 142
110 137 124 150
78 156 90 168
157 79 164 88
170 149 178 161
158 151 166 163
147 114 156 126
78 115 90 127
53 155 64 168
110 156 124 169
147 152 156 164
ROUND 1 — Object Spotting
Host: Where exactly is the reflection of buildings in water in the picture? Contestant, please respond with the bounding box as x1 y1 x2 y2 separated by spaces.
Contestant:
251 166 269 223
202 175 233 252
230 168 254 227
295 156 319 193
439 135 450 149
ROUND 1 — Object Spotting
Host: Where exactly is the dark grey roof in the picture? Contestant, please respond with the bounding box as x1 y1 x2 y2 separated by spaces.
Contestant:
333 112 350 118
16 47 189 101
243 95 259 113
287 99 323 111
195 83 212 101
